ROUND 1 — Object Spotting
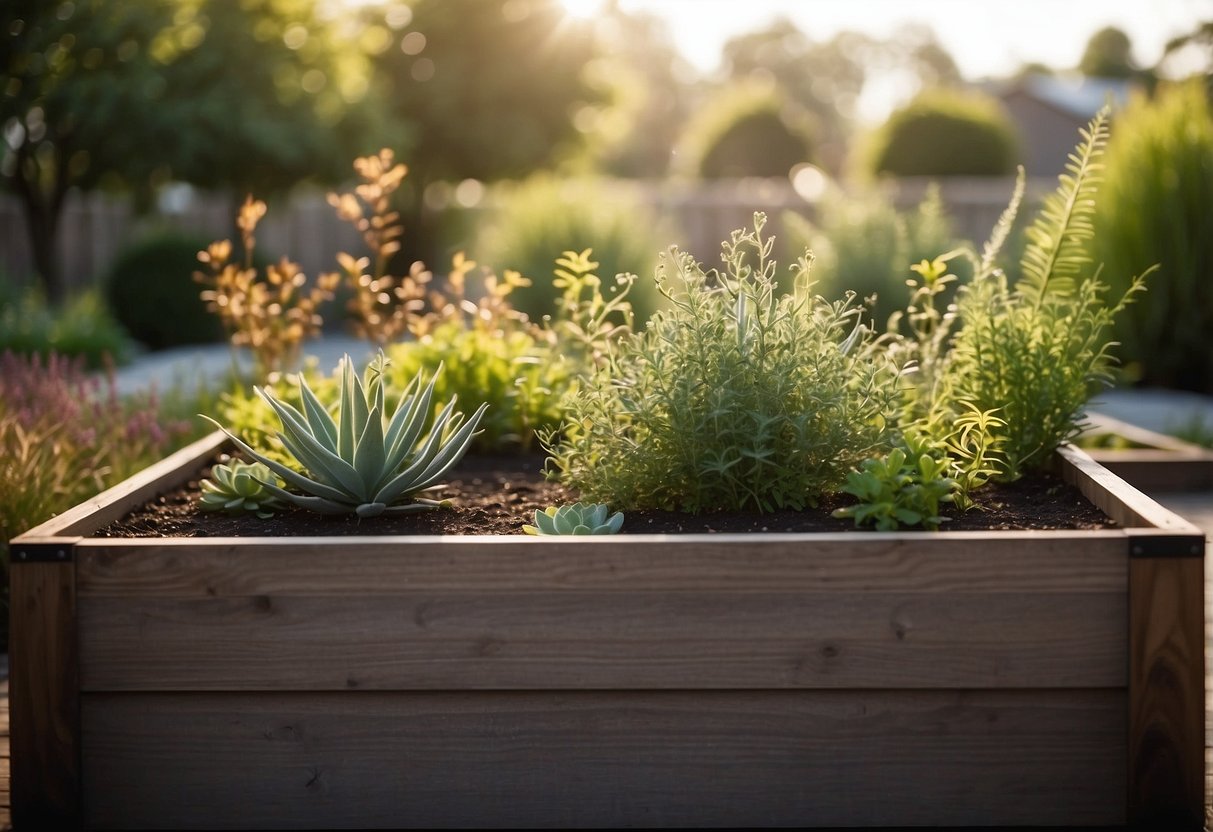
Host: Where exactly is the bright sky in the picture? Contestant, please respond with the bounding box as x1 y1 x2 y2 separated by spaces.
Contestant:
599 0 1213 119
614 0 1210 76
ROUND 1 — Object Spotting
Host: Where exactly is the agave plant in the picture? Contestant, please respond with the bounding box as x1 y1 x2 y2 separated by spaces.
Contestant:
205 353 487 517
198 458 284 518
523 502 624 535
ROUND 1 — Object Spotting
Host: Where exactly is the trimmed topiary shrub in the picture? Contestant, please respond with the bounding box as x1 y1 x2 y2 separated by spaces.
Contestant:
676 81 815 179
471 175 667 323
864 90 1018 178
1094 80 1213 393
105 229 227 349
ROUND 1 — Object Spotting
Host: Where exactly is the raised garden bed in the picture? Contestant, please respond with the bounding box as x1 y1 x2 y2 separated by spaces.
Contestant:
1081 411 1213 492
10 430 1206 829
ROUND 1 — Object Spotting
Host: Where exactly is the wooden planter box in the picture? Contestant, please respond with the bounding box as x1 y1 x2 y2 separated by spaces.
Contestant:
1082 411 1213 492
10 431 1206 829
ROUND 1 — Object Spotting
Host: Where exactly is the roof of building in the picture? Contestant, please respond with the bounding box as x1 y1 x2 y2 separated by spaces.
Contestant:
995 72 1138 118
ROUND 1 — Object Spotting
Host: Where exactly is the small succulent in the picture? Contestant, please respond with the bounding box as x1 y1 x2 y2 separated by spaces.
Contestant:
205 353 487 517
198 458 285 518
524 502 624 535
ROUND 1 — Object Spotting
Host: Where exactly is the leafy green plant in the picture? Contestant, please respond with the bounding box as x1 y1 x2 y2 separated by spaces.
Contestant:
205 353 487 517
1093 80 1213 392
0 286 133 368
544 212 899 513
861 89 1018 178
472 174 665 323
384 253 571 453
198 458 284 518
832 445 958 531
782 185 966 327
523 502 624 536
929 109 1152 481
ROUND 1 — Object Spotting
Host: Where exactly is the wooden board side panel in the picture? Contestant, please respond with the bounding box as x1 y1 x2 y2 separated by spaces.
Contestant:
81 690 1126 830
9 562 79 827
1057 444 1202 532
76 534 1129 596
79 590 1127 691
1129 556 1205 827
13 430 226 540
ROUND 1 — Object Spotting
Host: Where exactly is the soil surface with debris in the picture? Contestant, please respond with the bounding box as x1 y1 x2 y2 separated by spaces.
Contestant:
97 452 1117 537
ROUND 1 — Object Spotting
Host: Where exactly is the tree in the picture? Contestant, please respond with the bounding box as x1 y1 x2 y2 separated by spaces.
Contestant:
368 0 599 265
570 4 694 178
1 0 382 302
374 0 595 183
1159 20 1213 92
675 81 814 178
1079 26 1136 78
720 19 962 174
721 18 863 173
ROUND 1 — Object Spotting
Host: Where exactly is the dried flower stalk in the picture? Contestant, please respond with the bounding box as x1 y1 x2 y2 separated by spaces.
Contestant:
195 196 339 378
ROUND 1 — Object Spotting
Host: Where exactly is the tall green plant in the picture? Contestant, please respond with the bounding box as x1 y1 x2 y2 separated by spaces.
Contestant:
940 109 1151 480
544 212 898 513
1093 81 1213 392
472 175 665 322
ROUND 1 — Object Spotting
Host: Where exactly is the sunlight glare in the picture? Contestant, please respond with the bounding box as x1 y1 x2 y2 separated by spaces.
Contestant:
559 0 604 20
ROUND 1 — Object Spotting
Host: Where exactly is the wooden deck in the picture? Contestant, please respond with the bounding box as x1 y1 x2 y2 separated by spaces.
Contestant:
0 493 1209 829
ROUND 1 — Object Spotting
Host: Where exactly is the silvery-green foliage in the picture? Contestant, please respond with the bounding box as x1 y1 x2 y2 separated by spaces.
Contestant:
523 502 624 535
198 457 284 519
206 353 487 517
544 213 899 513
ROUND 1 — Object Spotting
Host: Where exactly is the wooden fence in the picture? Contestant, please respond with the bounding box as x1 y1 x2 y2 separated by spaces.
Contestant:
0 177 1051 294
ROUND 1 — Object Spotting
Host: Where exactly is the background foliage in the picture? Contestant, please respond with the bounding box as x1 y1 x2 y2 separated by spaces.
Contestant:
862 89 1019 178
1094 80 1213 393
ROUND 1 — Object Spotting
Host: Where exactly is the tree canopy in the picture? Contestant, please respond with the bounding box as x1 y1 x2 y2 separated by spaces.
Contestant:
1 0 384 299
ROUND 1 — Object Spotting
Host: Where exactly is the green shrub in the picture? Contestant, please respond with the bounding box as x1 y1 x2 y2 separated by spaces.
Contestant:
543 212 899 513
921 111 1151 481
676 82 814 179
0 286 133 368
863 89 1019 178
782 185 967 328
1093 81 1213 392
472 175 665 323
105 229 228 349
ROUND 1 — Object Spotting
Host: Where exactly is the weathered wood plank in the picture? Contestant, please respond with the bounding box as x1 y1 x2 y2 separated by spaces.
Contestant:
81 689 1126 830
9 562 79 827
76 533 1129 596
1129 556 1205 827
79 590 1127 691
1057 443 1204 532
17 430 226 539
1092 452 1213 493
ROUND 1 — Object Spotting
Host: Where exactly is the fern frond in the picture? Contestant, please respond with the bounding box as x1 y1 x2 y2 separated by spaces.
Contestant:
978 166 1026 278
1018 107 1111 306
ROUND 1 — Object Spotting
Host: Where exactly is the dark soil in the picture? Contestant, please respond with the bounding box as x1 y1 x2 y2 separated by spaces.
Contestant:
97 453 1117 538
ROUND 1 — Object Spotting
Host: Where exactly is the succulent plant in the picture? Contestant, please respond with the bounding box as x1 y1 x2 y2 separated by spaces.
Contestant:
198 457 285 518
523 502 624 535
205 353 487 517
